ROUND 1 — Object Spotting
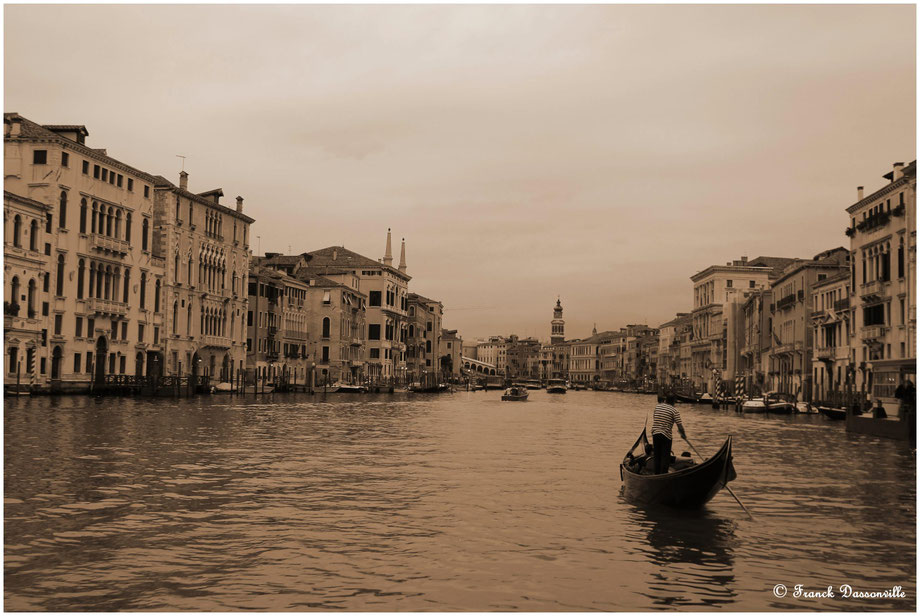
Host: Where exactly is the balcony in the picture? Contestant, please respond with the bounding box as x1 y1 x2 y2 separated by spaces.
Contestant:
833 298 850 312
860 280 887 300
856 210 891 234
814 346 835 361
284 329 307 341
267 326 278 338
860 325 887 341
811 309 827 320
776 294 796 311
201 335 231 349
87 298 127 316
90 234 130 256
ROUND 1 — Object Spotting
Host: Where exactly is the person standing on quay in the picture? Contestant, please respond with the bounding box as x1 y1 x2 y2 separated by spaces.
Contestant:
651 394 687 474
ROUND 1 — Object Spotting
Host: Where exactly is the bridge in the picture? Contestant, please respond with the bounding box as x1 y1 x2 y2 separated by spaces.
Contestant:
461 356 500 376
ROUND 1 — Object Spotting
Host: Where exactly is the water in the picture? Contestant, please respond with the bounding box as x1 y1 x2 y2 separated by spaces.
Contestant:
4 391 915 611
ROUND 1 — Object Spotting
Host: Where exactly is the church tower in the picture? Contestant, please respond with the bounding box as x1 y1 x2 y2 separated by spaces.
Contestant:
551 298 565 345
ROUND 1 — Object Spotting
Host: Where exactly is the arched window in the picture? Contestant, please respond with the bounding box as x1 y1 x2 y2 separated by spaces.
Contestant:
125 212 132 242
55 254 65 296
187 301 192 335
58 191 67 229
12 215 21 248
139 272 147 309
80 199 87 233
154 279 161 312
115 209 122 238
322 317 331 338
104 266 111 300
106 207 113 236
188 256 193 286
29 219 38 251
172 301 179 334
91 202 98 234
123 269 130 304
426 340 432 353
142 218 149 251
188 201 193 226
77 259 85 299
10 276 20 309
27 279 35 316
174 252 180 282
89 263 96 298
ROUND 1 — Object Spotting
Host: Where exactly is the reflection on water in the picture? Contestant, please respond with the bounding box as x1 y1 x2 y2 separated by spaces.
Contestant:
4 392 916 611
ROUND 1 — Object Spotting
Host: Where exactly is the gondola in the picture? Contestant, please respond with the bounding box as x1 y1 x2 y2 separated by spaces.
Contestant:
818 406 847 421
620 430 736 509
673 392 700 404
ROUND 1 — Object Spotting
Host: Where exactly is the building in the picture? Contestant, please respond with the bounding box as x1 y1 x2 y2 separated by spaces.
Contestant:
657 313 689 386
550 298 565 344
303 274 366 386
439 329 463 380
689 255 796 394
738 289 773 397
153 171 254 384
4 113 164 392
810 271 852 402
476 336 509 375
246 266 310 387
407 292 443 386
767 248 850 400
4 191 52 389
506 336 541 379
845 161 916 412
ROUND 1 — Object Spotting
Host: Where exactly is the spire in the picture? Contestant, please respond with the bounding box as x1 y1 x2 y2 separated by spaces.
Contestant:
398 237 407 273
383 228 393 266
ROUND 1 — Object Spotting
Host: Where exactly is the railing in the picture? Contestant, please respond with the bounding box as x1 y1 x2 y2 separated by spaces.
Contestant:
268 326 278 337
856 210 891 233
87 297 128 316
91 234 130 255
860 325 887 340
284 330 308 340
814 346 836 360
200 335 231 348
811 309 827 320
833 298 850 312
776 294 796 311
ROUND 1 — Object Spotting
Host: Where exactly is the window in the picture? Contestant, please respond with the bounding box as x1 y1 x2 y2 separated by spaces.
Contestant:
127 178 134 191
322 346 329 362
33 150 47 164
863 303 885 326
54 314 62 335
153 326 159 344
75 316 83 338
139 272 146 308
74 353 81 373
368 324 381 340
82 160 89 174
125 213 131 242
8 348 17 374
58 191 67 228
120 355 126 374
61 152 69 167
726 280 733 288
427 321 432 332
29 219 37 251
323 291 331 304
55 254 65 296
138 323 144 342
370 348 380 359
144 185 150 198
117 174 123 187
142 218 149 251
154 280 161 312
79 199 87 233
77 259 85 299
102 168 108 182
88 318 94 335
322 317 331 338
93 164 100 179
369 291 381 306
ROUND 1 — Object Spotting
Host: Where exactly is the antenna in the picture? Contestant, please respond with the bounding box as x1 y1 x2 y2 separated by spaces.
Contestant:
176 155 187 171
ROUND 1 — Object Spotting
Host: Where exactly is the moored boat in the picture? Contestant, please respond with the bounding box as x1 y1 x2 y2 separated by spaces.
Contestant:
818 406 847 420
337 383 367 393
741 398 767 413
546 379 567 394
211 381 234 394
764 391 796 414
501 386 529 401
620 430 737 508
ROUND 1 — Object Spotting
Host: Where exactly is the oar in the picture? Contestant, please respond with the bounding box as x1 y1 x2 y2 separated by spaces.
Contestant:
683 436 756 520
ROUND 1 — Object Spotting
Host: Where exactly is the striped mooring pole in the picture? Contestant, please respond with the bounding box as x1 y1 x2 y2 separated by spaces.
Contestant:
735 375 745 399
29 347 35 394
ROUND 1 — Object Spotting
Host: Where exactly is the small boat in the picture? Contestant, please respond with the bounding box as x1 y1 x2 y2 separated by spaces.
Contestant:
523 379 542 390
620 429 737 508
243 384 275 394
818 406 847 421
336 384 366 393
674 392 700 404
546 379 567 394
699 393 713 403
741 398 767 413
764 391 796 414
501 386 529 401
211 381 234 394
796 402 817 414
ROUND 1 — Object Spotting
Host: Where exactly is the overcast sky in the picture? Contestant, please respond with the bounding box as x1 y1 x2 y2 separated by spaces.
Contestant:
5 4 915 341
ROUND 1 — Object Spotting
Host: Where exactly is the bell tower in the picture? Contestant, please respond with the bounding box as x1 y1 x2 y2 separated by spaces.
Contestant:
551 298 565 345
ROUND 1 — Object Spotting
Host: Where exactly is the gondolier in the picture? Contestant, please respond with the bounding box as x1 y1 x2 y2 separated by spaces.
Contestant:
651 395 687 474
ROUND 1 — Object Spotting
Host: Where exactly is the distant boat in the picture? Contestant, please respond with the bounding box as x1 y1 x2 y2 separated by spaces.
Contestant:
674 392 700 404
741 398 767 413
337 383 366 393
764 392 796 414
501 386 529 401
818 406 847 421
546 379 567 394
211 381 234 394
243 384 274 394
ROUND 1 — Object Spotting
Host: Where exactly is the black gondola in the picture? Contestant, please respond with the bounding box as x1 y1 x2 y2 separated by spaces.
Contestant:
619 430 737 509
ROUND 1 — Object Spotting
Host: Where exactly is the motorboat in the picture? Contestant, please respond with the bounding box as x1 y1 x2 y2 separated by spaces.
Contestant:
764 391 796 414
336 383 366 393
501 386 529 401
546 379 568 394
523 379 543 390
211 381 234 394
818 406 847 420
796 401 818 414
741 398 767 413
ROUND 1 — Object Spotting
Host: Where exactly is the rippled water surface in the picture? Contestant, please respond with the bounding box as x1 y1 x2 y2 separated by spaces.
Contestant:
4 391 916 611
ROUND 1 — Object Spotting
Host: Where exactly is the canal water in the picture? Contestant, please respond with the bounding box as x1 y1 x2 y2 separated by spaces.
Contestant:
4 391 915 611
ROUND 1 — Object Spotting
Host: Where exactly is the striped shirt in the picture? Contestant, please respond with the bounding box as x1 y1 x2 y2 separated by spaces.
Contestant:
651 403 683 440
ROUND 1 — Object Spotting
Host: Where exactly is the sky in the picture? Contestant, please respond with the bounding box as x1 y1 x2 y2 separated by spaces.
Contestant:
4 4 916 341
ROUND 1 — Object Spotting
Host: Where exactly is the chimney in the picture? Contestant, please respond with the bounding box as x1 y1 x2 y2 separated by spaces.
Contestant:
893 162 904 181
332 249 337 261
179 170 188 191
857 186 864 200
383 228 393 266
398 238 407 273
236 196 243 213
7 116 21 137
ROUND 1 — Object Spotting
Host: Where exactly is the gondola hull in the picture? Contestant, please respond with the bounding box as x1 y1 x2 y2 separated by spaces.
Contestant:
818 406 847 420
620 432 736 509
